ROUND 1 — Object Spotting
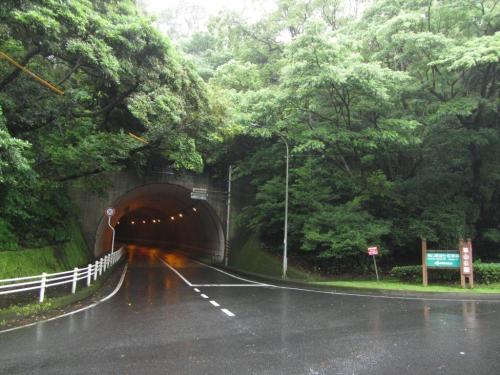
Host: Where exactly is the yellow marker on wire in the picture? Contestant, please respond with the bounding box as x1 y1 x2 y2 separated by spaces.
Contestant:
128 132 149 144
0 51 64 95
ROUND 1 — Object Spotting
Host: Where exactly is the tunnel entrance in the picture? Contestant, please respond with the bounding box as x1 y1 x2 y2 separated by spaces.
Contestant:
94 184 225 261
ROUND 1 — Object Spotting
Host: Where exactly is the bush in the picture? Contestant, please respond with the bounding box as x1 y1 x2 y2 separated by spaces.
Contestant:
390 265 422 282
390 263 500 284
474 263 500 284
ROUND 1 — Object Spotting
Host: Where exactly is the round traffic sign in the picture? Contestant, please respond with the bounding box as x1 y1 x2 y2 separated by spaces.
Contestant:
105 207 116 217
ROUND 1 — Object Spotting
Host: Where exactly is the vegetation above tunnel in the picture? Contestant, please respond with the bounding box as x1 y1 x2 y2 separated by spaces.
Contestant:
1 0 499 277
0 0 232 249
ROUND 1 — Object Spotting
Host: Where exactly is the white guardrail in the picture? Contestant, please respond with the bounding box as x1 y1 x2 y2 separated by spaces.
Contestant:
0 247 125 303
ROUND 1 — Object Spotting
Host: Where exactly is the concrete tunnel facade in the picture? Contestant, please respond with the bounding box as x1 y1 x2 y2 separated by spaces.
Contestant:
89 183 225 262
70 169 228 261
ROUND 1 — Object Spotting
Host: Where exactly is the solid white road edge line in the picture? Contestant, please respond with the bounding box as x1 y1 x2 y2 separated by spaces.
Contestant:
269 284 500 303
200 294 209 299
158 257 193 287
191 284 266 287
200 262 500 303
221 308 235 317
165 253 497 303
190 258 268 286
0 263 129 335
210 300 220 307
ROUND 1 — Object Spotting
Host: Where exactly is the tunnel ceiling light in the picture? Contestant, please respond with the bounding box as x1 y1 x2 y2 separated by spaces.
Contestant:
192 207 197 212
170 216 175 221
179 213 183 218
131 221 135 225
142 220 146 224
152 219 156 223
157 219 161 223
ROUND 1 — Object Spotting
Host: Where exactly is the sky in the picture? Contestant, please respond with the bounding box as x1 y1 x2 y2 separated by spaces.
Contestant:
142 0 275 16
139 0 277 37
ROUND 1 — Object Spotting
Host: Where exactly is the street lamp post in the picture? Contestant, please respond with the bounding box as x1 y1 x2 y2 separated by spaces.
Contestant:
105 207 116 254
250 124 290 279
280 134 289 280
108 215 115 254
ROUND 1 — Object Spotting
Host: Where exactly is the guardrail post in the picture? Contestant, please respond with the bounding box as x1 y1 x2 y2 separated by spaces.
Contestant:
94 260 98 281
87 264 92 286
39 272 47 303
99 259 102 276
71 267 78 294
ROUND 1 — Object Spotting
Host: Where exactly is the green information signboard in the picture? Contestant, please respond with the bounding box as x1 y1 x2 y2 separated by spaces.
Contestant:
426 251 460 268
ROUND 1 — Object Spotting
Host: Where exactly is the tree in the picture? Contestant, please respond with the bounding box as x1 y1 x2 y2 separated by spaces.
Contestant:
190 0 499 270
0 0 225 246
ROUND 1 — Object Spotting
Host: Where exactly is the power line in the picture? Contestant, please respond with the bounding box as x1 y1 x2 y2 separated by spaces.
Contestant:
0 51 64 95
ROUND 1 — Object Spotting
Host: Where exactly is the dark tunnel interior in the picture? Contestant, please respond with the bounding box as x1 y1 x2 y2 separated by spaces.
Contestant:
94 184 224 260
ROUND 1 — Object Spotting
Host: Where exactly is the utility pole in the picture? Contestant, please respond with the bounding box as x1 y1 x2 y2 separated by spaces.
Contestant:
224 165 232 267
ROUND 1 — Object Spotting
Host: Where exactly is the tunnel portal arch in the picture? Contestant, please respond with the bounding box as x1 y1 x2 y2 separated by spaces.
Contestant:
94 183 225 261
71 169 227 261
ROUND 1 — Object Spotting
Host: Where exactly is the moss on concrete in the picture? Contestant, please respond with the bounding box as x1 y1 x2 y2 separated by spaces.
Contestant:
0 219 90 279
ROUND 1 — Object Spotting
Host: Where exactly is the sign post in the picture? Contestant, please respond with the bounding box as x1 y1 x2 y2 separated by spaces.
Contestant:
459 238 474 288
421 237 473 288
368 246 379 281
105 207 116 254
421 238 428 286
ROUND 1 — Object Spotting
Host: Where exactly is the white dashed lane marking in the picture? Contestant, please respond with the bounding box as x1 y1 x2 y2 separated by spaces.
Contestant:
200 294 209 299
210 300 220 307
221 309 235 317
193 288 200 292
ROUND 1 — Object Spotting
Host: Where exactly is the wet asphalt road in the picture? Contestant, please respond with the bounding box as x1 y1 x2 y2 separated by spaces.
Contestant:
1 245 499 375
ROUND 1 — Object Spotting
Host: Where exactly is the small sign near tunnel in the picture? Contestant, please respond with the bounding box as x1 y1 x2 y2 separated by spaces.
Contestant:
191 188 208 200
105 207 116 216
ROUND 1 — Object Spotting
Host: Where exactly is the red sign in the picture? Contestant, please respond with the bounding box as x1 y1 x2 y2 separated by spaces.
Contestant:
368 246 379 256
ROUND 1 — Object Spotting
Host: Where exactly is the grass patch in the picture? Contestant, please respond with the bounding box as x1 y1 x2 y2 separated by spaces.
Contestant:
0 219 90 279
313 279 500 294
229 234 315 280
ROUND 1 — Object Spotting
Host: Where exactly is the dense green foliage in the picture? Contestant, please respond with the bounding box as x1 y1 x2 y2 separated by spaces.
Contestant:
181 0 500 272
391 263 500 284
0 0 229 248
1 0 499 276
